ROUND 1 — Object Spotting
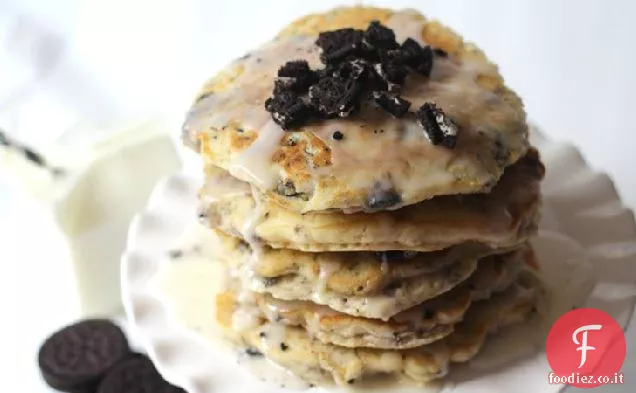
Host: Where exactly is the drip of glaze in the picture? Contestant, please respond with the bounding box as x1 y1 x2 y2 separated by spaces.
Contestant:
228 120 285 190
315 260 342 303
260 322 288 352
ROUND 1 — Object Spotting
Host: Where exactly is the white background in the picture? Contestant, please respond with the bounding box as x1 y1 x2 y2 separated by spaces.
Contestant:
1 0 635 391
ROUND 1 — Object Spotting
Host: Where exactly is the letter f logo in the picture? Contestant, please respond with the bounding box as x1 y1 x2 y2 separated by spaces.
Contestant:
572 324 603 368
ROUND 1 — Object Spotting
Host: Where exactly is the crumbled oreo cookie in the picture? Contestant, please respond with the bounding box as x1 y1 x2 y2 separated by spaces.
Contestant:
38 319 132 393
316 28 364 64
373 60 408 86
263 21 459 147
277 60 316 92
381 48 411 65
401 38 434 77
328 59 370 81
372 91 411 118
273 77 296 95
308 77 361 118
264 90 311 129
363 21 399 50
416 103 458 148
278 60 311 78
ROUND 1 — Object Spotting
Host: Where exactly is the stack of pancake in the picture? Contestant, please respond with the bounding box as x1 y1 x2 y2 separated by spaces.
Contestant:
182 6 546 387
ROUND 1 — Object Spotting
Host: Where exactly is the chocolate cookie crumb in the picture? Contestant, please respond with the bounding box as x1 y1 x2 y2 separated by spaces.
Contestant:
364 21 399 50
372 91 411 118
309 77 361 118
264 90 311 129
316 28 364 64
277 60 316 92
401 38 434 77
416 103 458 148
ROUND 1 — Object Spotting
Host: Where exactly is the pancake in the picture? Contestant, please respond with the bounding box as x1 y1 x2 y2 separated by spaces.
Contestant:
216 228 528 320
201 148 543 252
216 270 543 386
183 6 529 213
214 229 505 297
219 242 475 321
252 247 529 349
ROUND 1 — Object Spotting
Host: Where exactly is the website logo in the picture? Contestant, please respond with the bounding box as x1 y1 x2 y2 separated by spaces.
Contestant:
546 308 626 388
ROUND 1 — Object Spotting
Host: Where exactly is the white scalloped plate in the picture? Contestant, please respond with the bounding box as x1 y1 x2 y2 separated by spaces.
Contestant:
122 127 636 393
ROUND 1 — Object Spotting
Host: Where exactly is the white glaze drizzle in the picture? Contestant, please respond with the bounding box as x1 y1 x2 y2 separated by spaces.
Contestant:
228 120 285 189
316 260 341 301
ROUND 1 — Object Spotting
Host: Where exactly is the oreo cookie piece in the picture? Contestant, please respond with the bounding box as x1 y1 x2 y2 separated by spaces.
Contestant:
416 103 459 148
373 60 408 89
363 21 399 50
325 59 369 81
308 76 361 118
315 28 364 64
380 48 411 65
277 60 316 92
97 355 185 393
372 91 411 118
401 38 434 77
264 90 311 129
38 319 131 393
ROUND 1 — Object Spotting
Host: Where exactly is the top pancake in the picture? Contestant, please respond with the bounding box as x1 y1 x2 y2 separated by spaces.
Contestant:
182 6 529 213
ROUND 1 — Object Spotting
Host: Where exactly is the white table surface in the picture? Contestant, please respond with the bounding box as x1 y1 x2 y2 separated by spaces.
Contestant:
1 0 635 390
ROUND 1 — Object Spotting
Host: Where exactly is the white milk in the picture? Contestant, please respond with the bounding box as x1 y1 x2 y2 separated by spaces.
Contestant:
1 119 182 316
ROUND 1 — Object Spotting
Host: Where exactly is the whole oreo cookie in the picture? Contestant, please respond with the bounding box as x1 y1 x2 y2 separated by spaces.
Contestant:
97 355 186 393
38 319 131 393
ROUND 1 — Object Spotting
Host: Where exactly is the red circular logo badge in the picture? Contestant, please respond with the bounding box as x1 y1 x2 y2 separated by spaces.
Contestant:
546 308 626 388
